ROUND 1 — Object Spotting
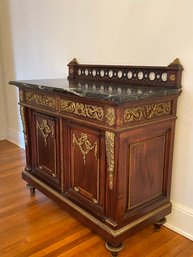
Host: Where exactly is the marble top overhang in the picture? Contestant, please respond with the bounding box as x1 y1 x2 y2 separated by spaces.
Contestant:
9 78 181 105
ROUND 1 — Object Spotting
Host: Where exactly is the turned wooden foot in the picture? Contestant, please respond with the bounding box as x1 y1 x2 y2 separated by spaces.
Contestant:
105 242 124 257
154 217 166 231
27 183 36 196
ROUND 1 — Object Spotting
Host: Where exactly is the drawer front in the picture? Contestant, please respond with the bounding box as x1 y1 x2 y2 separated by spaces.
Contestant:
60 98 117 128
25 91 58 111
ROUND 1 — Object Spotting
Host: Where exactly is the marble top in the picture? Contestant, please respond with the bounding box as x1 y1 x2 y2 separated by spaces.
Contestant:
9 78 181 104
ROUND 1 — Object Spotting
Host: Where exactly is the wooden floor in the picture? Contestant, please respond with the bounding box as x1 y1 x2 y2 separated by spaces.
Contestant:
0 140 193 257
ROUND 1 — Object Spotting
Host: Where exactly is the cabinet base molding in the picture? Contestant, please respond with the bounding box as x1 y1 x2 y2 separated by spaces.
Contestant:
23 170 171 240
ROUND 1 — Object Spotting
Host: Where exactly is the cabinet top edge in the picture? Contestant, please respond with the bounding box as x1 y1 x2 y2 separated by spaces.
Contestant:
9 78 181 105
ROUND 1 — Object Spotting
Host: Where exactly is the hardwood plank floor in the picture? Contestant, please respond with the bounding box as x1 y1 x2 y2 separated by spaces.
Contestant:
0 140 192 257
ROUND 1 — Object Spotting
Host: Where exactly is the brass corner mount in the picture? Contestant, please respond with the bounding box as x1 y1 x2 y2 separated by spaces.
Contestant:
68 58 78 66
169 58 181 66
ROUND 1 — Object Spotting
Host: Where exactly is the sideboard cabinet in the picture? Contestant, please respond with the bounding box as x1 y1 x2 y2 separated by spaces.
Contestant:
10 58 183 256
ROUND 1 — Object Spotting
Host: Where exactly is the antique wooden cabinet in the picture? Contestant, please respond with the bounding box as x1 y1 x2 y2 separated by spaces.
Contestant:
10 58 183 256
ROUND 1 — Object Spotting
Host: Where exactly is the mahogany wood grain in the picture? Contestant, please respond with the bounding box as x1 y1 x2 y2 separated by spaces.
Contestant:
0 140 192 257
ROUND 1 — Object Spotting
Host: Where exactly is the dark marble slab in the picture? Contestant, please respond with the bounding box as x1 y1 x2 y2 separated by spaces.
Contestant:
9 78 181 104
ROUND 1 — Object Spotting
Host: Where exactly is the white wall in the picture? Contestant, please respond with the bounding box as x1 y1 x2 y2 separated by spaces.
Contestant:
0 0 24 147
0 26 6 139
0 53 6 140
1 0 193 240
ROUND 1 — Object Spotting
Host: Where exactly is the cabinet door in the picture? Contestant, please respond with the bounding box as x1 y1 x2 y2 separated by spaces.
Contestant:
31 111 61 189
65 123 105 213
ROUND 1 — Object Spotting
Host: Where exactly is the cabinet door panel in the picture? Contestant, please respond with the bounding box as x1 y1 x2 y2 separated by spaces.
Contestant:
72 128 99 203
66 123 105 212
32 111 60 188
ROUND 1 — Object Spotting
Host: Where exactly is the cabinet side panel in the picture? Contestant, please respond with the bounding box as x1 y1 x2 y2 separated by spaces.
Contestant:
128 136 165 209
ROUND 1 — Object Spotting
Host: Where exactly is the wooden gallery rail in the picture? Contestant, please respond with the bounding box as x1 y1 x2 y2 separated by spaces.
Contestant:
9 58 183 256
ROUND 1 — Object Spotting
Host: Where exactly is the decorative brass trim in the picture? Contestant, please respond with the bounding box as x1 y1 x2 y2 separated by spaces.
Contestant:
19 90 24 102
19 106 27 144
105 131 115 190
68 58 78 66
169 74 176 81
124 102 171 123
105 218 118 228
73 186 79 192
169 58 180 65
36 119 54 146
61 100 104 121
73 186 99 204
92 198 99 204
106 107 116 126
73 133 98 165
38 165 56 178
26 92 56 109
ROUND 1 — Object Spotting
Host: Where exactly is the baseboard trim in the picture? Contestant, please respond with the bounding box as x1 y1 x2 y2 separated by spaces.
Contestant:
165 201 193 241
6 128 25 149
